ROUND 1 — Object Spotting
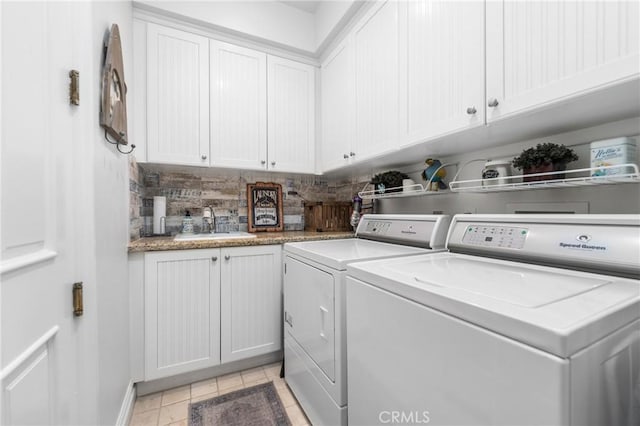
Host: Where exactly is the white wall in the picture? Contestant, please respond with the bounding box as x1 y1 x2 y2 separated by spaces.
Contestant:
136 0 316 52
91 2 133 424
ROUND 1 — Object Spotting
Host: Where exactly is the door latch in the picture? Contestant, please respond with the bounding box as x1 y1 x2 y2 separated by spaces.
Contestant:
284 311 293 327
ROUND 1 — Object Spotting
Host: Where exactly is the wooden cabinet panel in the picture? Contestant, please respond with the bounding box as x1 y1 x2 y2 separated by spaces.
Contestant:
398 0 485 147
486 0 640 121
144 249 221 380
267 56 316 173
221 246 283 363
210 41 267 170
146 24 210 166
353 0 399 161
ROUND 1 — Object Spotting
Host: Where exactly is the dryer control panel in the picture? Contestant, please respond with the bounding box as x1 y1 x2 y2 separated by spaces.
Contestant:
462 225 529 249
356 214 452 249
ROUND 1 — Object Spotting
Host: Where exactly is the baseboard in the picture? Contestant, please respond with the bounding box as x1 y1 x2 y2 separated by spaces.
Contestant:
116 380 136 426
136 351 283 396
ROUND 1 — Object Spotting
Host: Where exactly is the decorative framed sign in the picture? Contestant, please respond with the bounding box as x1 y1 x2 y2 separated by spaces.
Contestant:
247 182 284 232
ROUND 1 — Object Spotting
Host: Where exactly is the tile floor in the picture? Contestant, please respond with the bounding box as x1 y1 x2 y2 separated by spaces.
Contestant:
128 362 311 426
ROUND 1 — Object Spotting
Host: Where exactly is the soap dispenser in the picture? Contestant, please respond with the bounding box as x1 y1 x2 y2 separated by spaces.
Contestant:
182 210 194 234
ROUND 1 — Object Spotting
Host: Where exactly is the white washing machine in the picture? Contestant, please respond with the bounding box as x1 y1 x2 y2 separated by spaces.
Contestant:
346 214 640 426
283 214 452 426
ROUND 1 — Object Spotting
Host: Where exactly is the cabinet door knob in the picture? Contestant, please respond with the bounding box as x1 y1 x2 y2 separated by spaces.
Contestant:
349 152 356 157
224 255 230 260
211 256 218 262
343 154 349 159
466 106 477 115
271 161 276 166
487 98 499 108
201 154 207 160
261 160 266 165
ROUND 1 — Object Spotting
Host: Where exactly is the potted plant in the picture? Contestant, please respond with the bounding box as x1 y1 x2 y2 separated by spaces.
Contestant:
512 142 578 182
371 171 409 193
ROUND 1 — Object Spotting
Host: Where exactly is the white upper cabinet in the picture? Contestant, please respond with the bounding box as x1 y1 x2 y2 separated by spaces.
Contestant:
210 41 267 170
486 0 640 122
146 24 210 166
398 0 485 147
353 0 400 162
267 55 316 173
321 40 355 172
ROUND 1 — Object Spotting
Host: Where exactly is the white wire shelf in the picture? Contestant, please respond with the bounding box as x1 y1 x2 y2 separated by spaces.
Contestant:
358 163 458 199
449 164 640 193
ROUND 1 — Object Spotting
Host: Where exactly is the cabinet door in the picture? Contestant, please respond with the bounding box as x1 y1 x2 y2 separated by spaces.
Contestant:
353 0 399 161
486 0 640 122
147 24 210 166
210 41 267 170
267 56 316 173
321 40 355 172
399 1 484 147
144 250 221 380
221 245 282 363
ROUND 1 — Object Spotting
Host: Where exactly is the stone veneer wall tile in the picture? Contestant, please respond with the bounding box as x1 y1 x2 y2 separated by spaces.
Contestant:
129 163 371 241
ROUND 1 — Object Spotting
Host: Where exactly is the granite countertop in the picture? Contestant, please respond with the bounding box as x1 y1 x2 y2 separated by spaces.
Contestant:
128 231 355 253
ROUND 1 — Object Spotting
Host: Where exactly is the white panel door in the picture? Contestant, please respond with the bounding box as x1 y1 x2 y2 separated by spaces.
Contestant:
267 56 316 173
145 250 221 380
486 0 640 122
221 246 282 363
1 2 91 424
399 0 485 147
321 40 355 172
353 0 399 162
210 41 267 170
147 24 210 166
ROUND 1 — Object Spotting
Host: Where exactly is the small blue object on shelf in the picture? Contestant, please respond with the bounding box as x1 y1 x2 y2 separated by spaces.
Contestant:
421 158 447 191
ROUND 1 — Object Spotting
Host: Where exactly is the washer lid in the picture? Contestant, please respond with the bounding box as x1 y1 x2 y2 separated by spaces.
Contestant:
284 238 432 270
347 253 640 357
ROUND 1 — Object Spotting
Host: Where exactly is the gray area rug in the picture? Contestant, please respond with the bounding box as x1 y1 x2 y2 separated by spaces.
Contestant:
189 381 291 426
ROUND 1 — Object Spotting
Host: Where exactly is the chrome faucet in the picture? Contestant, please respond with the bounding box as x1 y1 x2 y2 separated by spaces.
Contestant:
203 206 215 234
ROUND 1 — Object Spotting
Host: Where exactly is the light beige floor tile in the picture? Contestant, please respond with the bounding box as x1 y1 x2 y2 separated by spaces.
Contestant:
133 392 162 413
190 391 219 404
271 377 287 390
218 383 244 396
275 383 297 407
129 408 159 426
217 372 243 391
242 376 269 388
161 385 191 406
285 403 310 426
190 377 218 398
241 367 267 384
263 362 282 379
158 400 189 426
168 419 187 426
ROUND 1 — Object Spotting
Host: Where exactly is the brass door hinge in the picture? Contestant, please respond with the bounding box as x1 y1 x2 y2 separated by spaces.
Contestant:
69 70 79 106
73 282 83 316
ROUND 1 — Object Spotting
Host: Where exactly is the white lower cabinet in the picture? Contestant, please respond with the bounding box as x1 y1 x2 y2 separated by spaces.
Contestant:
221 245 283 363
142 245 282 381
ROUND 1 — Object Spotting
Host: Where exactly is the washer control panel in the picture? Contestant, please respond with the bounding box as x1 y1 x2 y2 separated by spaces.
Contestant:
363 220 392 235
462 225 529 249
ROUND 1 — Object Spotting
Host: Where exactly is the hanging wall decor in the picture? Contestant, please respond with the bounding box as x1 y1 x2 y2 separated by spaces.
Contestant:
247 182 284 232
100 23 134 154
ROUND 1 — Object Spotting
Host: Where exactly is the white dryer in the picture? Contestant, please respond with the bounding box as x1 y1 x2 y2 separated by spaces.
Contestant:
346 214 640 426
283 214 452 426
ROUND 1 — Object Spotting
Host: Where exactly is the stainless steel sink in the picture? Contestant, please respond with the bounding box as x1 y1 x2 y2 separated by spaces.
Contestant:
173 232 257 241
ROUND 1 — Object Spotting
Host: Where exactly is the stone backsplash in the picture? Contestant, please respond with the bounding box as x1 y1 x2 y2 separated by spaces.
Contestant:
129 159 371 241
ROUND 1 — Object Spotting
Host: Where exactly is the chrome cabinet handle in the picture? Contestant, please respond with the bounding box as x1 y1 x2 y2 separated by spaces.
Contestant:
271 161 276 166
261 160 266 165
201 154 208 160
488 98 499 108
466 106 477 115
343 154 349 159
224 255 230 260
349 152 356 157
211 256 218 262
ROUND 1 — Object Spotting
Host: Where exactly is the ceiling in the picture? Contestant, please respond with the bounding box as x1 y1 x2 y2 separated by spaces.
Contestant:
280 1 322 14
